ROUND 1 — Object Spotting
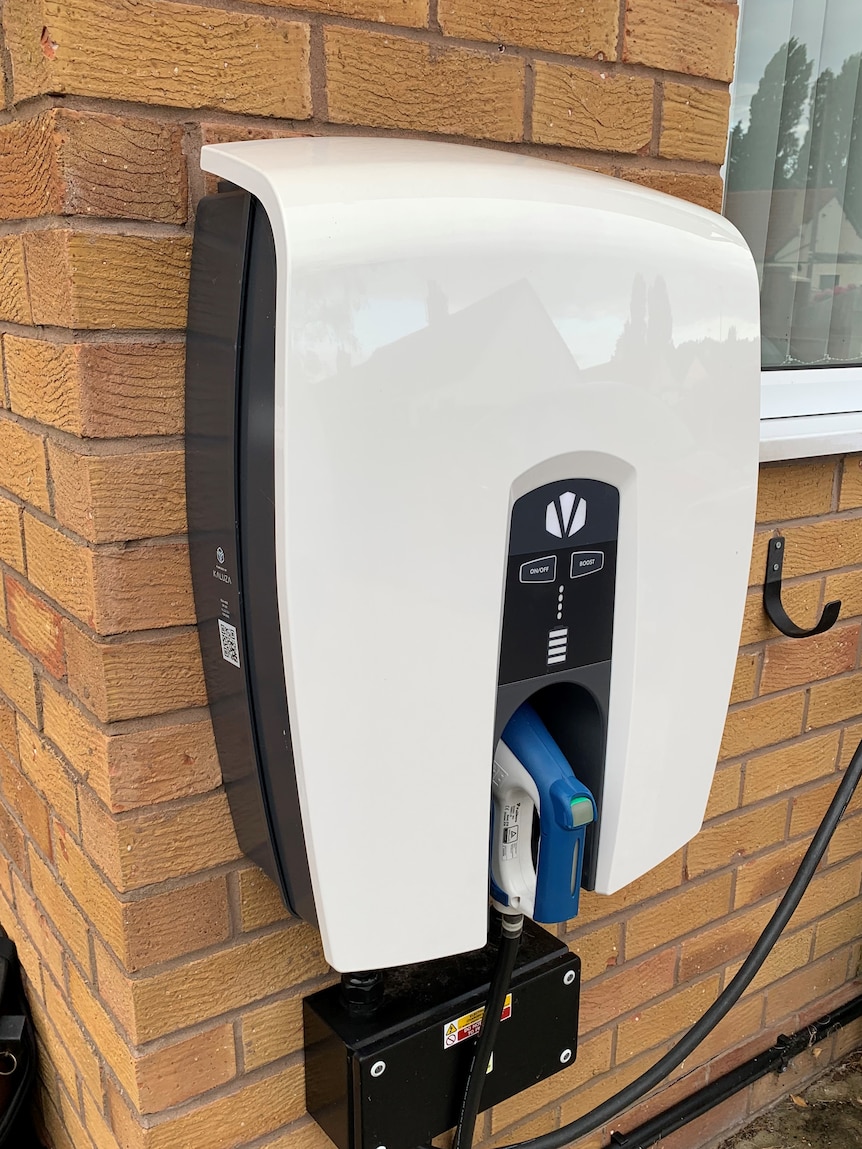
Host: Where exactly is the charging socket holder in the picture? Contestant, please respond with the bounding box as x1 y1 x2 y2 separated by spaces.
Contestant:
304 920 580 1149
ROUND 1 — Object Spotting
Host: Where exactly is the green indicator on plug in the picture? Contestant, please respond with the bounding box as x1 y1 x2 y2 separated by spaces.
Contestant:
570 796 594 827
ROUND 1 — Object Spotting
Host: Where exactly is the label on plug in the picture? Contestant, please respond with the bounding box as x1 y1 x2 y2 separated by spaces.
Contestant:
442 994 512 1048
501 802 522 860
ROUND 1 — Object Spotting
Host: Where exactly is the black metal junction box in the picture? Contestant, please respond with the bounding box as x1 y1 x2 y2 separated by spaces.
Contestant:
304 919 581 1149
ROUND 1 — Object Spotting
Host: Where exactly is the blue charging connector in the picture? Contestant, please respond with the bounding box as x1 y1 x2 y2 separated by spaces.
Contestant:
490 704 596 924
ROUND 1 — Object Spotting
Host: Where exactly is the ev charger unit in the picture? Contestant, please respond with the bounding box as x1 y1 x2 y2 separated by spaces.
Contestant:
186 138 761 977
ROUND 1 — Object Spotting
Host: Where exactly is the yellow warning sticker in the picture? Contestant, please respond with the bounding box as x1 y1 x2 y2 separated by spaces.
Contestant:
442 994 512 1048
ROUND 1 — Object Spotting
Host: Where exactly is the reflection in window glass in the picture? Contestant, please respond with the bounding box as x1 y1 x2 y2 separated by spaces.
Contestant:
725 0 862 368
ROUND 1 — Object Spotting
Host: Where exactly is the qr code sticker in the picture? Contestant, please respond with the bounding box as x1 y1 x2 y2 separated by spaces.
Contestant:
218 619 241 668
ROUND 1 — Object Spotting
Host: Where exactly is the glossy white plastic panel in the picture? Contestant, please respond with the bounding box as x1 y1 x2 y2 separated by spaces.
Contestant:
201 138 761 972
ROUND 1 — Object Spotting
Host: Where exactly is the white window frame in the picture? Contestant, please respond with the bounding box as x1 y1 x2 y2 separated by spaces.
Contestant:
727 0 862 460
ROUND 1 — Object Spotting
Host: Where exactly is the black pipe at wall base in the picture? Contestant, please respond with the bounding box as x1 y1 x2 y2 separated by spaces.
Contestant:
608 992 862 1149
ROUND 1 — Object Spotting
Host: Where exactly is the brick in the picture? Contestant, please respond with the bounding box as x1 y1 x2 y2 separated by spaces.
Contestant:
64 623 206 722
623 0 737 81
80 788 240 891
0 802 26 870
761 623 859 695
814 900 862 959
679 902 775 981
704 763 741 820
0 699 16 761
24 516 194 634
617 976 721 1061
96 922 327 1042
719 692 805 760
532 64 653 153
31 1020 81 1129
17 720 78 831
660 83 730 164
0 632 37 723
757 518 862 581
11 872 64 982
41 683 220 811
793 859 862 929
4 336 185 438
67 1088 119 1149
0 897 44 999
80 1089 123 1149
137 1023 236 1114
0 497 23 572
238 866 290 932
824 569 862 619
625 873 732 957
728 926 813 996
138 1064 305 1149
241 993 305 1071
686 992 765 1069
576 849 683 926
840 719 862 771
839 454 862 509
729 652 758 705
742 730 840 805
51 824 127 962
0 109 187 223
5 0 311 118
807 671 862 729
49 444 186 543
686 802 787 879
565 920 621 982
757 459 837 522
254 1123 350 1149
826 810 862 864
29 848 93 975
578 948 676 1033
740 582 822 643
263 0 425 21
67 962 138 1098
0 750 52 858
325 27 525 143
4 575 65 679
489 1028 613 1132
0 237 31 324
24 230 191 331
619 169 723 212
41 973 102 1100
764 951 852 1024
734 840 807 909
439 0 617 57
121 874 232 973
0 419 50 511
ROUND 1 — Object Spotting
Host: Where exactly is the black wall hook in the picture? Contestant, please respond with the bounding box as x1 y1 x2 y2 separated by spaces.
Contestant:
763 536 841 639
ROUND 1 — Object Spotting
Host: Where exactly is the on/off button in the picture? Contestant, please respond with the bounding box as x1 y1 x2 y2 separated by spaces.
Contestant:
519 555 557 584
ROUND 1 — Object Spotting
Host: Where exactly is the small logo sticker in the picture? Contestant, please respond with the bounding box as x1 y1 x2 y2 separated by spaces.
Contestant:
546 493 586 538
216 546 225 564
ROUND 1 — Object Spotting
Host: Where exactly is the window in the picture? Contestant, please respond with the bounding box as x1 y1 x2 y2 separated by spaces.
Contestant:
724 0 862 455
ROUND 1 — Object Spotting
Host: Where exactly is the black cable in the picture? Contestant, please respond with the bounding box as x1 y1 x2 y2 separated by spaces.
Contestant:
495 735 862 1149
453 911 524 1149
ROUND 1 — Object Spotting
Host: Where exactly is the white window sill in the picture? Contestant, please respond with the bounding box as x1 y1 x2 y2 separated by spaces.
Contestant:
760 411 862 461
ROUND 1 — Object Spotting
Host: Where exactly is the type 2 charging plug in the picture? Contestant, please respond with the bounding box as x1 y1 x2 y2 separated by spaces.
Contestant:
491 704 596 923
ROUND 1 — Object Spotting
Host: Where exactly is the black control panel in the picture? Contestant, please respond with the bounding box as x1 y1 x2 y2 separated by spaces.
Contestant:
498 479 619 687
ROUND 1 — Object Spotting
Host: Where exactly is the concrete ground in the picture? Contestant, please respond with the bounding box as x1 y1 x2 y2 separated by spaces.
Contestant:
716 1047 862 1149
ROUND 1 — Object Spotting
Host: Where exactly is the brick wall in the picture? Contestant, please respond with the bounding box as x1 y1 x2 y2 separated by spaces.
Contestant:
0 1 858 1147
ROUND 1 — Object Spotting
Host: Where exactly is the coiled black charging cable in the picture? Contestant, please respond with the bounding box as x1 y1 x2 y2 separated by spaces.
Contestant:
451 737 862 1149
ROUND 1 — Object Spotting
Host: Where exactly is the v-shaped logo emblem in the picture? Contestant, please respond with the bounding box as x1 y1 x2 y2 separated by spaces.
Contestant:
545 492 587 538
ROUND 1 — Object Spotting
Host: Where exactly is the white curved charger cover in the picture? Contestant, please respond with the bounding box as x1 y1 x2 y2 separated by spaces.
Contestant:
200 138 760 972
